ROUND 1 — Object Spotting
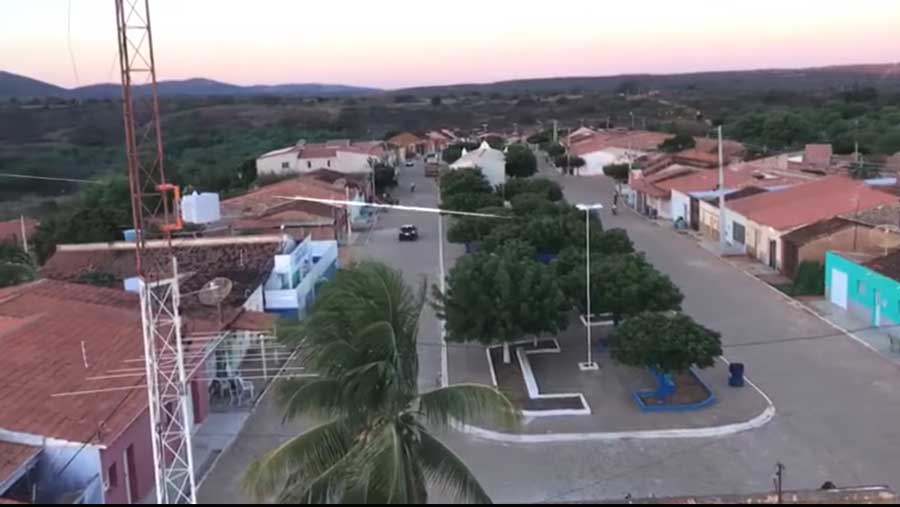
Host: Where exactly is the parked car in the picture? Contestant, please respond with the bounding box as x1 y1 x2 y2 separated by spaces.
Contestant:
399 225 419 241
405 160 415 167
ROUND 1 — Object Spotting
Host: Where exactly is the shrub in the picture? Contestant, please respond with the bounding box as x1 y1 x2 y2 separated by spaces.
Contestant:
793 261 825 295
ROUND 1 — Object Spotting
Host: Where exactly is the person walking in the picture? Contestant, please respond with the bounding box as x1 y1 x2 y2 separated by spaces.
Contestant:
612 189 619 215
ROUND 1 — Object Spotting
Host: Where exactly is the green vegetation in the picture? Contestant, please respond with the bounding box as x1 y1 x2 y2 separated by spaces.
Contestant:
504 144 538 178
442 142 479 164
436 241 570 364
439 169 503 212
0 241 35 288
604 163 630 182
244 262 518 504
611 312 722 374
779 261 826 296
658 133 696 153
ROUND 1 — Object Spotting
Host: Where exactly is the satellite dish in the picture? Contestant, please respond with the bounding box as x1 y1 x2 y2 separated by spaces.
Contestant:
198 277 233 306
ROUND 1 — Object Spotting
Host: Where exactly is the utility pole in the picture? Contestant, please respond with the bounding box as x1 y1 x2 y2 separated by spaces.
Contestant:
773 462 786 504
553 120 558 144
854 119 860 166
606 117 611 130
19 215 29 253
630 111 635 130
718 126 727 249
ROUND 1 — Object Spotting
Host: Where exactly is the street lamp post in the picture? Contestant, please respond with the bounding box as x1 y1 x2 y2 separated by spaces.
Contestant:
437 211 449 387
576 203 603 371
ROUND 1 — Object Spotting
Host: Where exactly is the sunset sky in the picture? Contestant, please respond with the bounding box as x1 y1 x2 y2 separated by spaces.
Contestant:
2 0 900 90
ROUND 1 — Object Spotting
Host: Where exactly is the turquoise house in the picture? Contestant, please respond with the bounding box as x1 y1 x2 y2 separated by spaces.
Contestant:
825 251 900 335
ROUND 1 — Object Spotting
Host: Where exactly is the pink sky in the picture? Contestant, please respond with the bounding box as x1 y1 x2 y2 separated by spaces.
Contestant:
2 0 900 89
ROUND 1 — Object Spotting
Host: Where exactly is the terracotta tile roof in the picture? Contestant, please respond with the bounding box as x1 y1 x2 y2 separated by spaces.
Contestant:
387 133 424 147
702 186 770 208
0 280 272 447
843 203 900 227
659 164 808 194
221 177 346 219
0 280 147 446
0 218 37 244
727 176 898 231
298 145 339 159
0 442 39 487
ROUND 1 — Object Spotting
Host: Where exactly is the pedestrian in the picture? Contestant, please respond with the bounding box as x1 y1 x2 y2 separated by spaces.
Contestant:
410 182 416 193
612 189 619 215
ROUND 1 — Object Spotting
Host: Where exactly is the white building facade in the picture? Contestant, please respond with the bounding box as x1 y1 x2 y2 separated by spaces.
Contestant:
449 141 506 188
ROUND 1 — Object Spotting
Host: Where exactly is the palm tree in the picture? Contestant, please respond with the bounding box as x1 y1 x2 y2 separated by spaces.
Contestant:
0 241 36 288
244 262 519 504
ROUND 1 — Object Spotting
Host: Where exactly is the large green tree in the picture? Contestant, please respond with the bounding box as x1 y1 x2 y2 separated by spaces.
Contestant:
658 133 696 153
557 253 682 324
245 262 518 504
504 144 538 178
610 312 722 374
439 168 503 212
446 206 510 245
436 241 570 363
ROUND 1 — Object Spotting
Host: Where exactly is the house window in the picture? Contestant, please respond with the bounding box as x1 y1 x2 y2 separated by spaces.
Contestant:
327 160 331 168
307 161 312 169
858 281 867 296
732 222 746 245
281 161 289 169
107 463 119 490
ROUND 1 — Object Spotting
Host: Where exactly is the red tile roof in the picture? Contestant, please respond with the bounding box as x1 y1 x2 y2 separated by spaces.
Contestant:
0 218 37 245
387 133 424 147
0 280 271 447
727 176 898 231
0 442 39 486
298 145 339 159
221 177 346 219
0 280 147 446
658 164 809 194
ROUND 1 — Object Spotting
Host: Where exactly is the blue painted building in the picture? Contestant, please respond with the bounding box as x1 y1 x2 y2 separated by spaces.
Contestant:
264 236 339 319
826 251 900 338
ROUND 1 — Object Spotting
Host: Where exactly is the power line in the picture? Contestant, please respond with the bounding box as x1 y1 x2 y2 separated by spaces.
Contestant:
0 172 101 184
66 0 81 87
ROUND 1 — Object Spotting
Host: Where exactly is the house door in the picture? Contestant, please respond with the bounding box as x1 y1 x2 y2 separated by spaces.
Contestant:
830 269 848 309
769 240 778 269
690 198 700 231
124 445 137 504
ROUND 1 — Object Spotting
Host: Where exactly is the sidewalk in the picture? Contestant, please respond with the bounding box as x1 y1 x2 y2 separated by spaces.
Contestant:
805 298 900 363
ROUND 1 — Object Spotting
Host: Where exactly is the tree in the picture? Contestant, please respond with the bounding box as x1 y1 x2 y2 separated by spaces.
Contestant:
430 96 443 107
610 312 722 374
446 206 510 245
442 142 479 164
505 144 537 178
0 242 35 288
436 241 570 363
658 133 696 153
373 163 398 193
483 135 506 150
849 162 880 180
497 177 563 202
557 253 681 324
604 163 630 182
244 262 518 504
542 142 565 158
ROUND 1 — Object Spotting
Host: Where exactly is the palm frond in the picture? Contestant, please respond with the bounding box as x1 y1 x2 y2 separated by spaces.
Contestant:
418 384 520 430
242 420 354 502
275 378 347 422
419 431 493 505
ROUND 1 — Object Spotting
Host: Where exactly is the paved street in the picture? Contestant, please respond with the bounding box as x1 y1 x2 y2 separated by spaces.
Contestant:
200 159 900 504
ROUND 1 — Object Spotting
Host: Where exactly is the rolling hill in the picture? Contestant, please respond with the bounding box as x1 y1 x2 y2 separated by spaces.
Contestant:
393 63 900 96
0 71 379 99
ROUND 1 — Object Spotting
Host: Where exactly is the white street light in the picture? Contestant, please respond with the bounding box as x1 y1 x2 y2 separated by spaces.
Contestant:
575 203 604 372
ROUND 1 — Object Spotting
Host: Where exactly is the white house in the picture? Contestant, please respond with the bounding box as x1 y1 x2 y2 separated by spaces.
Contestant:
449 141 506 187
257 140 385 178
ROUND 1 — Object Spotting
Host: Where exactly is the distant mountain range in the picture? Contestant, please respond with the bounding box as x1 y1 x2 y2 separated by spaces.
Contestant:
0 71 380 100
4 63 900 100
392 63 900 96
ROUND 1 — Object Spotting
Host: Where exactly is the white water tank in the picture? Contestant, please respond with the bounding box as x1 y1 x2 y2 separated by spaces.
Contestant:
181 191 221 224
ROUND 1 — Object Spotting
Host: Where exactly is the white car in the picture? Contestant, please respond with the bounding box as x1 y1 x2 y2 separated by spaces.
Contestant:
405 160 415 167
